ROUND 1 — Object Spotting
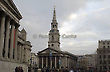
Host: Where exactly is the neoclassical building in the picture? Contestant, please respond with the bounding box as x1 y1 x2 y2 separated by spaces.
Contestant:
0 0 32 72
97 40 110 72
37 8 77 70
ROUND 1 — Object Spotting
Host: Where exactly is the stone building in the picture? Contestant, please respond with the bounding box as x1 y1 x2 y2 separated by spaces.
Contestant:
77 55 88 70
97 40 110 72
77 54 96 70
85 54 96 69
0 0 32 72
37 8 77 70
30 53 39 67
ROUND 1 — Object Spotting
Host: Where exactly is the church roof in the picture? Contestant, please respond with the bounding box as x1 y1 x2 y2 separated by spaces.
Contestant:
37 48 77 59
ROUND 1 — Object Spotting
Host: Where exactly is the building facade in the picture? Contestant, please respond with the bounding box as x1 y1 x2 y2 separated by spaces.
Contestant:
37 8 77 70
97 40 110 72
77 54 96 71
0 0 32 72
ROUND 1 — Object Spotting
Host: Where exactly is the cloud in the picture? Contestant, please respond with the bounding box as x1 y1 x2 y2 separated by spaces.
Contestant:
13 0 110 55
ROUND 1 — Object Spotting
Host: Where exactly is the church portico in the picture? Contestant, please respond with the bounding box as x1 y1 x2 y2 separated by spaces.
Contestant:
0 11 20 61
38 55 60 69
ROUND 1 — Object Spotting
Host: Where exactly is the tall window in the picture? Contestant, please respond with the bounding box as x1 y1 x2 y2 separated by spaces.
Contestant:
53 25 54 28
52 36 54 41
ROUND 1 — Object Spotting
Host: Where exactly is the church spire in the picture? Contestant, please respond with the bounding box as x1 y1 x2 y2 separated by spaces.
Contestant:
53 7 56 21
48 7 60 51
51 7 58 30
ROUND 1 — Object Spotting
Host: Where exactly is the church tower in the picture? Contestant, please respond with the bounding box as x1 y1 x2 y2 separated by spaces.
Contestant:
48 8 60 51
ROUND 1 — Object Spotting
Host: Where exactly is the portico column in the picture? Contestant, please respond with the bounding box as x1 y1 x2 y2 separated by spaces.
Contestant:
42 57 44 68
46 57 48 67
50 57 52 68
4 17 11 59
55 57 56 68
10 23 15 59
19 44 22 62
14 25 19 61
0 13 6 58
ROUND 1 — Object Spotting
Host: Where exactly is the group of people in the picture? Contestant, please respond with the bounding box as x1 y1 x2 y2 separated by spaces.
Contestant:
41 67 81 72
15 67 24 72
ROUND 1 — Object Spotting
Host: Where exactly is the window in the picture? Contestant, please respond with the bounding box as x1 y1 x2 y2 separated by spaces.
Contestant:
52 44 54 46
53 25 54 28
55 25 57 28
52 36 54 40
100 60 102 64
103 46 105 48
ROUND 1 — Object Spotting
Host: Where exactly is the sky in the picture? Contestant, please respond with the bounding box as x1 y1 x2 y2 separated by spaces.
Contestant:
13 0 110 55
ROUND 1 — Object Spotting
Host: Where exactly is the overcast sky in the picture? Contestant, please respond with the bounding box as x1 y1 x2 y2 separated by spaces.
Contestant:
13 0 110 55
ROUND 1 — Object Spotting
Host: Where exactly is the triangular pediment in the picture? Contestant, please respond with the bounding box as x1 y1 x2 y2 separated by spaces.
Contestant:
38 48 60 54
2 0 22 19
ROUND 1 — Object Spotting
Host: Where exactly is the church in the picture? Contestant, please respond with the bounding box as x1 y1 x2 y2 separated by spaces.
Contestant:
37 8 77 70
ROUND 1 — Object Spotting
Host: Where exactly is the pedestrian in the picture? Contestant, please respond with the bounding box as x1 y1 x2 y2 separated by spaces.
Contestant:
15 67 18 72
64 67 69 72
21 67 24 72
69 69 74 72
41 68 44 72
46 67 49 72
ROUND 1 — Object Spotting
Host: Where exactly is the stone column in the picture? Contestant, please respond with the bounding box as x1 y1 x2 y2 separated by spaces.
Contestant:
55 57 56 68
59 56 61 69
4 17 11 59
50 57 52 68
9 23 15 59
46 57 48 67
19 44 22 62
0 13 6 59
14 25 19 61
42 57 44 68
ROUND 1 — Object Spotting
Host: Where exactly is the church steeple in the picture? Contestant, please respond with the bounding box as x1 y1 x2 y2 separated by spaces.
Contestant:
51 7 58 30
53 7 56 21
48 7 60 51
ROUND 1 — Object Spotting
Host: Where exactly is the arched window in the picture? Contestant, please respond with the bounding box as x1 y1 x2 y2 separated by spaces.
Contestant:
55 25 57 28
53 25 54 28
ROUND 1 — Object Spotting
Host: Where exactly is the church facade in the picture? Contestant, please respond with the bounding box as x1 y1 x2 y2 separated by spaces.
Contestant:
37 8 77 70
0 0 32 72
